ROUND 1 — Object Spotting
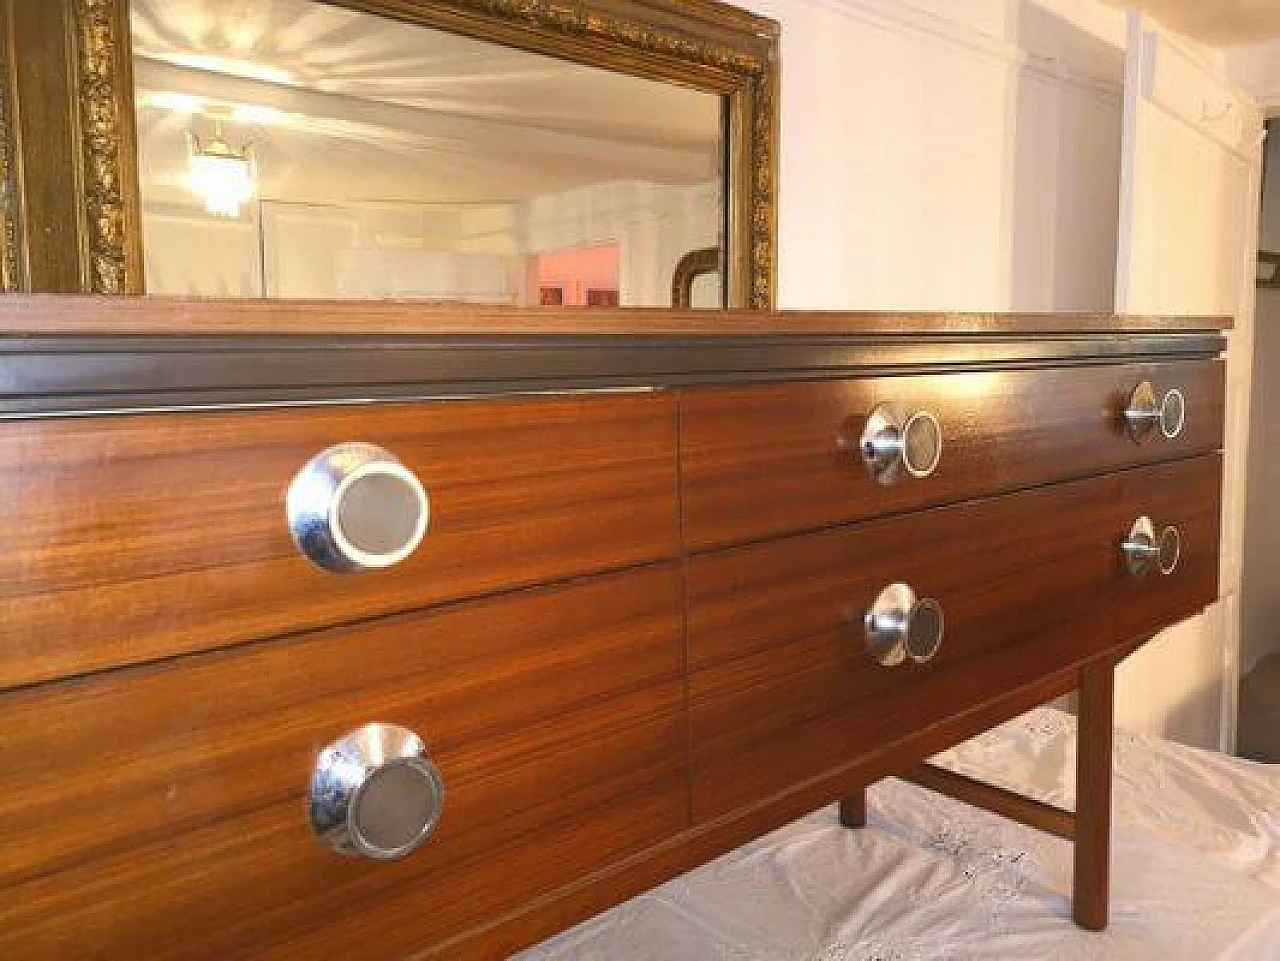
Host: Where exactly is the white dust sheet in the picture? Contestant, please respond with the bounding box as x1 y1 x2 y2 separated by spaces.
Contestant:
518 708 1280 960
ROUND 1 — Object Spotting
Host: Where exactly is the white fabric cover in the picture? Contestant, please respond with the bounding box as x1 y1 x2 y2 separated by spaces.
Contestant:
518 709 1280 960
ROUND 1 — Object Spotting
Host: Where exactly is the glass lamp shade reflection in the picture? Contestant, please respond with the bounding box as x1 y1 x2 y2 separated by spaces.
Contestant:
186 131 255 217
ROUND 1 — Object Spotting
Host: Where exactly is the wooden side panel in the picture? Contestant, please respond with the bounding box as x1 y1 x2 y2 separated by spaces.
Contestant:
0 391 679 689
680 359 1224 549
0 565 687 961
688 456 1221 820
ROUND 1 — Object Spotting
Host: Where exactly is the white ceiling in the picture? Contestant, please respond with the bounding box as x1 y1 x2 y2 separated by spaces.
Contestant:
1099 0 1280 43
130 0 721 208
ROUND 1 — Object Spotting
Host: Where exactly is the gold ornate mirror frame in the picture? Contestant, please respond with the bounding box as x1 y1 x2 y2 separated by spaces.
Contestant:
672 246 721 308
0 0 779 308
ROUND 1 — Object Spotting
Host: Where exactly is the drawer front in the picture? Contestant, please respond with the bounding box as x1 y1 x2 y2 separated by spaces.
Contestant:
688 456 1221 821
680 359 1223 549
0 391 678 689
0 565 686 961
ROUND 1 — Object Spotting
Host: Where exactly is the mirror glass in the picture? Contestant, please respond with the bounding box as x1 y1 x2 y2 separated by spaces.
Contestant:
129 0 725 307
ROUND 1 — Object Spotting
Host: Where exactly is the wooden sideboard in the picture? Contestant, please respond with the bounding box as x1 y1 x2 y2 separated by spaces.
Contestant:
0 299 1227 959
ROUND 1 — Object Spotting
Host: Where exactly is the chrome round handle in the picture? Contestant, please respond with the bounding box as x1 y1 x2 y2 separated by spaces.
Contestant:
864 582 946 667
1121 516 1182 577
286 443 430 574
1159 389 1186 439
858 404 943 484
309 723 445 860
1125 382 1186 441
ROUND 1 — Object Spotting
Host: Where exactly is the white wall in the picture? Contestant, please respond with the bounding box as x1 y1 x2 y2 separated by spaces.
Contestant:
743 0 1127 312
146 178 718 306
1227 39 1280 114
142 203 262 297
1111 13 1263 751
258 202 520 301
1242 287 1280 676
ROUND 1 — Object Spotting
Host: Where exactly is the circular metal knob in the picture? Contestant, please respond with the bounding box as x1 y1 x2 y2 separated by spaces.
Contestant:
858 404 943 485
1125 382 1186 441
1121 516 1182 577
286 443 430 573
864 582 945 667
309 723 445 860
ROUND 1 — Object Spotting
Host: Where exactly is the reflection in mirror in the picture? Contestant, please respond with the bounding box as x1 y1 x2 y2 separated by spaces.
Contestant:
129 0 725 307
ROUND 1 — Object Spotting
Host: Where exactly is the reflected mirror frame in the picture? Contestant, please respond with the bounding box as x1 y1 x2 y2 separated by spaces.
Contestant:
0 0 779 310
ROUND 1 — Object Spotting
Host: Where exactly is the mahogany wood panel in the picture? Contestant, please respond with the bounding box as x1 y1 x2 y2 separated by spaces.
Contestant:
687 455 1221 820
0 565 686 961
0 391 678 689
0 582 1099 961
680 360 1224 549
0 294 1232 334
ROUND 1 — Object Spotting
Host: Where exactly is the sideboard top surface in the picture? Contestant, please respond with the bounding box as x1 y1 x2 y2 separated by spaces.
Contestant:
0 295 1234 336
0 296 1230 417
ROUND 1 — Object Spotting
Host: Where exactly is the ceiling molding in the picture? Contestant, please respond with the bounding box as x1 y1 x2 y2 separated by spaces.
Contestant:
1226 39 1280 113
1134 19 1264 165
1101 0 1280 45
784 0 1123 100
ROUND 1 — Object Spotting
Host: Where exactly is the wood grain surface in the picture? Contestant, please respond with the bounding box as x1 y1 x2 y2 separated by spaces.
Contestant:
680 359 1224 549
0 391 678 689
0 294 1232 334
0 565 686 960
0 344 1229 958
687 455 1221 819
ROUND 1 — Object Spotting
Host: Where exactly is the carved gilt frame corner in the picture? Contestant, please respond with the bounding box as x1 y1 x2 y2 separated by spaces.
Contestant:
23 0 777 307
0 0 143 294
73 0 145 294
671 246 721 308
0 1 23 292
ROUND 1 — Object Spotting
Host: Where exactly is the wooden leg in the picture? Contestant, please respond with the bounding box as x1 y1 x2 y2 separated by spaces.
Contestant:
838 791 867 828
1073 660 1114 931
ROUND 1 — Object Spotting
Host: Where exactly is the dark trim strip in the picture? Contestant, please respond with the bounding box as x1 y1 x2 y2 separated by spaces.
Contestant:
0 332 1225 417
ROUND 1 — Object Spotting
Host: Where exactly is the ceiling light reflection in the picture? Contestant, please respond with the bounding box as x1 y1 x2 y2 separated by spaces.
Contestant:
158 52 296 87
140 91 205 113
187 127 256 217
231 104 289 126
